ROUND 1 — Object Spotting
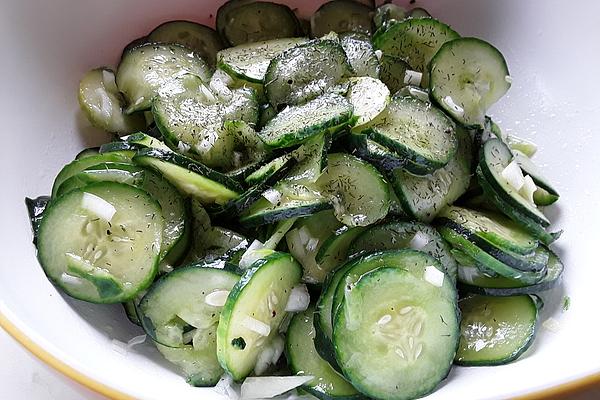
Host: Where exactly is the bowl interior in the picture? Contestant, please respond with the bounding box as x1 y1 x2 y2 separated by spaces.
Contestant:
2 1 600 399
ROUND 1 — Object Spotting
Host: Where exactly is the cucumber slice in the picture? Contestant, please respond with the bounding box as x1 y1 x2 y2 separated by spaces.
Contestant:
286 306 361 400
258 93 353 148
37 182 163 303
348 221 458 282
240 182 331 227
346 132 405 172
265 39 352 109
339 32 379 78
124 132 172 151
285 210 343 284
378 54 410 94
220 2 300 46
285 132 332 185
116 43 212 113
133 148 242 205
216 0 256 39
513 150 559 203
123 299 141 326
245 154 295 187
373 4 407 30
362 95 457 175
139 266 239 385
25 195 50 245
57 163 190 265
78 68 146 134
438 226 545 285
258 103 277 130
347 77 390 128
455 295 537 366
333 258 459 400
153 85 259 163
217 38 308 83
458 248 564 296
430 38 511 127
388 125 471 221
315 227 366 283
217 252 302 380
75 147 100 160
479 139 550 226
373 18 460 87
316 153 390 226
311 0 373 37
51 151 133 198
148 21 224 68
408 7 431 18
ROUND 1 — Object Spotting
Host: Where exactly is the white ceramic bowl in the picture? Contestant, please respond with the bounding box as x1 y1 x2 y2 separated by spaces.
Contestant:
2 0 600 399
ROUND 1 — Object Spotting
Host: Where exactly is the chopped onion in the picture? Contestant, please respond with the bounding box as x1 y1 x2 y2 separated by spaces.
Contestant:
127 334 147 348
205 290 230 307
501 160 525 191
404 70 423 86
254 335 285 375
240 376 314 399
81 192 116 222
505 75 513 84
242 316 271 337
59 272 86 287
442 96 464 117
177 141 191 153
409 231 429 250
542 317 560 333
111 339 128 355
285 285 310 312
519 175 537 206
214 374 239 400
239 240 266 269
262 188 282 206
423 266 445 287
374 49 383 60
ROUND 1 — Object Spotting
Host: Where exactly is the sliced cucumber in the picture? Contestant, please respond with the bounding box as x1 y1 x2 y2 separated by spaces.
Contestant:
75 147 100 160
339 32 379 78
152 85 259 163
373 18 460 87
408 7 431 18
123 299 141 326
285 132 331 185
458 248 564 296
430 38 511 127
388 125 471 221
217 252 302 380
513 150 559 204
265 39 352 109
361 95 457 175
148 21 224 68
220 2 300 46
437 226 545 285
217 38 308 83
378 54 410 94
347 77 390 128
133 148 242 205
240 182 331 227
124 132 172 151
346 132 405 172
116 43 211 113
25 195 50 245
311 0 373 37
455 295 537 366
258 92 353 148
286 306 361 400
78 68 146 134
373 4 407 30
348 221 458 281
316 153 390 226
51 151 133 198
315 227 366 283
245 154 295 187
216 0 256 39
37 182 163 303
139 266 239 385
333 258 459 400
57 163 190 265
479 139 550 227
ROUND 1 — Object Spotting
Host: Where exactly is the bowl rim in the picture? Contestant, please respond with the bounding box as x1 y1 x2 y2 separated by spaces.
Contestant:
0 308 598 400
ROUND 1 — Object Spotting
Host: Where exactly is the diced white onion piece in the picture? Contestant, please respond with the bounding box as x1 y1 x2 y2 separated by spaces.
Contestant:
285 285 310 312
262 188 282 205
374 49 383 60
205 290 230 307
214 374 240 400
409 231 429 250
60 272 86 287
182 328 197 344
177 141 191 153
519 175 537 206
542 317 560 333
111 339 128 355
241 376 314 399
127 334 147 348
242 316 271 337
404 70 423 86
501 160 525 191
423 266 445 287
199 83 218 104
254 335 285 375
505 75 513 84
81 192 116 222
239 240 265 269
442 96 464 117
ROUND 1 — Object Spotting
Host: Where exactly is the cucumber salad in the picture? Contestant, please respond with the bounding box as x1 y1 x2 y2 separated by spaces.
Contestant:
26 1 564 399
